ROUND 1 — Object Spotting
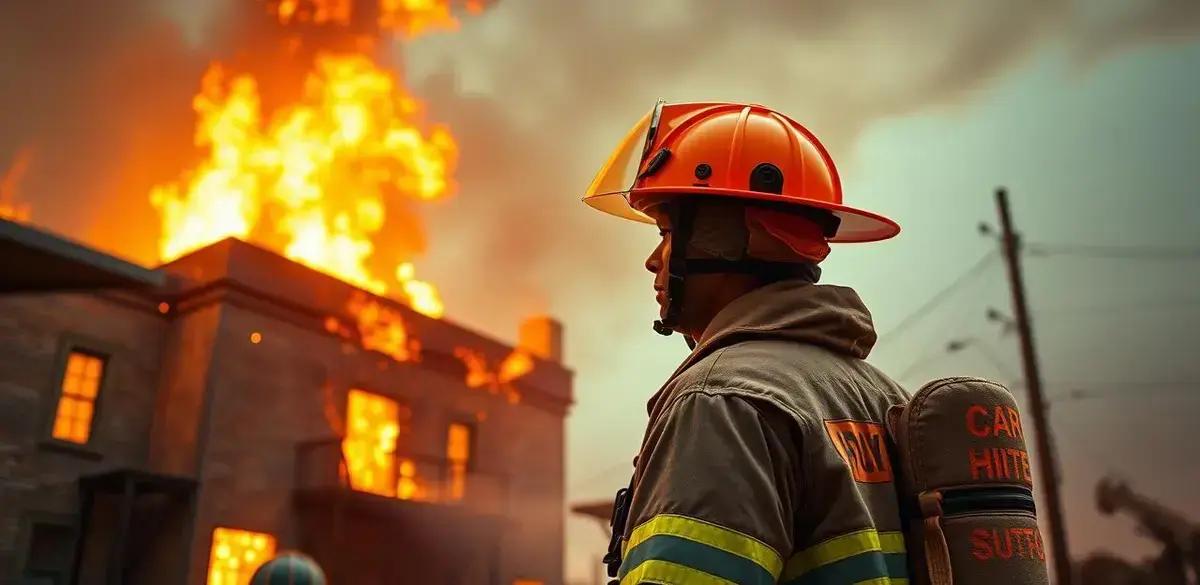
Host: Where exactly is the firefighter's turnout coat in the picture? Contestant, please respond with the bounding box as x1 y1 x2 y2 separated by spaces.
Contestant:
615 280 911 585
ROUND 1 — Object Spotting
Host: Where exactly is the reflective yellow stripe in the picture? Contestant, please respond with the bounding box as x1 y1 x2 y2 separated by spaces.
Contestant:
620 559 737 585
783 529 906 580
856 578 909 585
624 514 784 579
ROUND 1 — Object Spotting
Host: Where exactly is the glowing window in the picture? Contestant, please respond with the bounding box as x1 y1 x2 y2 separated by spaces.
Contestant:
447 423 472 501
206 527 275 585
513 580 543 585
342 389 399 497
51 351 105 444
397 458 419 500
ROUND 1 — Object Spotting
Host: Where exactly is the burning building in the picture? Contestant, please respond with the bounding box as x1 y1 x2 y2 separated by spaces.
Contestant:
0 217 573 584
0 2 571 583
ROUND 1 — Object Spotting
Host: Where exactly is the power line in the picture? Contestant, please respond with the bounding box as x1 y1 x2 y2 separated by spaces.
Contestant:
1046 382 1199 402
876 251 999 346
962 339 1020 381
1047 380 1199 391
895 347 950 383
896 337 1020 387
1032 299 1200 315
1010 380 1199 389
1025 242 1200 261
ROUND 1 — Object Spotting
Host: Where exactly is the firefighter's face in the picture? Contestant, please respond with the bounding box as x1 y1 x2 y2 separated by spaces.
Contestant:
646 210 672 318
644 204 741 337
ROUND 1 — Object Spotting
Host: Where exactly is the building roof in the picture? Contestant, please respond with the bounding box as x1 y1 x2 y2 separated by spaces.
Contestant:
160 238 574 411
0 218 164 292
571 499 615 524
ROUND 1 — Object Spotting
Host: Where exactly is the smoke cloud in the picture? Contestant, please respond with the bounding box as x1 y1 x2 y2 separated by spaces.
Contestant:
1 0 1198 331
404 0 1200 333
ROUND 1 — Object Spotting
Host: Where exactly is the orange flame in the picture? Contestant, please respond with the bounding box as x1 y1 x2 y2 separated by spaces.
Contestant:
151 52 453 317
0 148 34 222
343 389 403 497
455 347 495 390
347 291 422 362
453 347 533 404
206 527 275 585
270 0 484 37
499 350 534 384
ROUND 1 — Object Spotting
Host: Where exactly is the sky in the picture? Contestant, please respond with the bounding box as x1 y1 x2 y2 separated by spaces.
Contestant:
3 1 1200 583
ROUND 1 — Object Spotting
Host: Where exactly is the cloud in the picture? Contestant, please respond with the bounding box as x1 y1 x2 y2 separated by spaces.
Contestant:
1 0 1197 322
404 0 1200 333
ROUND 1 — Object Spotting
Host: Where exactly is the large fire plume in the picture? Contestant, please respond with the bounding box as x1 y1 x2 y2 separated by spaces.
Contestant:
150 1 478 318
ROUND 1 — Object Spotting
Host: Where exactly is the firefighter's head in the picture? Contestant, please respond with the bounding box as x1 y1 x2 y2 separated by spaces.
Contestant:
642 197 831 339
583 101 900 341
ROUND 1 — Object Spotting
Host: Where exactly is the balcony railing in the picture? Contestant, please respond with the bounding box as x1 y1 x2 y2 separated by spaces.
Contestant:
294 438 509 516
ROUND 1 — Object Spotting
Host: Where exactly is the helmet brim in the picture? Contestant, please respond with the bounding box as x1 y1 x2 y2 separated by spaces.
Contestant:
588 187 900 243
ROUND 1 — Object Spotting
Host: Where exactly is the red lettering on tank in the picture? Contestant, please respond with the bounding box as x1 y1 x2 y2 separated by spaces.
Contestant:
972 528 1048 561
969 448 995 480
970 529 993 560
1007 407 1023 438
966 404 1028 439
992 406 1012 438
966 405 990 437
1008 448 1032 485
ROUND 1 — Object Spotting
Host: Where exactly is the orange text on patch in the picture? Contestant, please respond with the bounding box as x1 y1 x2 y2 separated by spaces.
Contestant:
824 420 894 483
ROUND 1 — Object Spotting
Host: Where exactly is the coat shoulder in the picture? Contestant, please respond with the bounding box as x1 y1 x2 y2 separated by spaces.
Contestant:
664 339 907 426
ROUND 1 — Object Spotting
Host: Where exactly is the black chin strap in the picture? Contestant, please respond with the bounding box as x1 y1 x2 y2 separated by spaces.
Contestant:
652 201 821 345
653 201 694 339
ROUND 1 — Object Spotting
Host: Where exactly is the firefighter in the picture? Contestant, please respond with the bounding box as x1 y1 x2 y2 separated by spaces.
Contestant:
250 551 326 585
583 102 909 584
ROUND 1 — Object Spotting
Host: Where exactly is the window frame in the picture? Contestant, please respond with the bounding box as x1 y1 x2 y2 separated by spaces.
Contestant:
41 335 114 455
16 511 78 585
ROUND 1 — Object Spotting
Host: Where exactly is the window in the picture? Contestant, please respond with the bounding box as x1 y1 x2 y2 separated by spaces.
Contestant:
397 458 419 500
23 521 75 585
446 423 472 501
206 527 275 585
51 351 105 444
342 389 400 497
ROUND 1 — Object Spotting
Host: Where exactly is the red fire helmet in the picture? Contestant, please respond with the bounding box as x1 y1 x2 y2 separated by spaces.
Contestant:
583 101 900 243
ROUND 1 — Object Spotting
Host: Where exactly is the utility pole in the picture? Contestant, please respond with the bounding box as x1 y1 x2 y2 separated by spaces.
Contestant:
995 188 1073 584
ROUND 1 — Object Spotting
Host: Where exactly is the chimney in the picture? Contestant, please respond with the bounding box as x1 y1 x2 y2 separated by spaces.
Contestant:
519 315 563 362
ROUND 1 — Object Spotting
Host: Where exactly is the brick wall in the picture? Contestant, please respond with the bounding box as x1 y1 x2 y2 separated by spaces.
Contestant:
183 295 571 584
0 238 573 585
0 292 166 580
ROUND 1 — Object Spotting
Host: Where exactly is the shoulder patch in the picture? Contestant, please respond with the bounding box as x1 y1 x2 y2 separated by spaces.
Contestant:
823 419 894 483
